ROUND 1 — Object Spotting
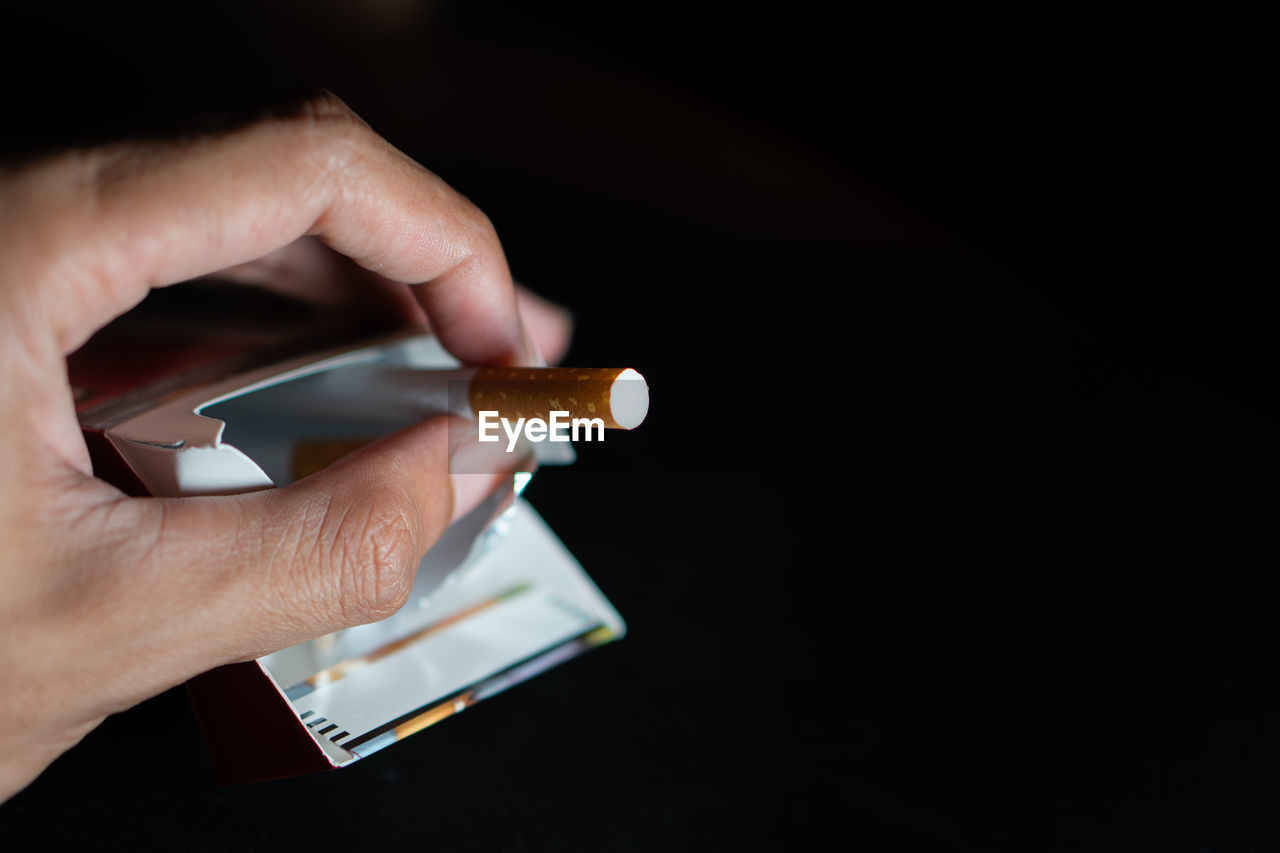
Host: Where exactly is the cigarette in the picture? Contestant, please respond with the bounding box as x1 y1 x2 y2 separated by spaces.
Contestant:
463 366 648 430
379 366 650 428
286 367 645 478
273 365 649 430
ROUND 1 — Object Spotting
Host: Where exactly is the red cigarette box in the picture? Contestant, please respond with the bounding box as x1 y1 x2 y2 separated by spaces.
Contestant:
70 285 625 783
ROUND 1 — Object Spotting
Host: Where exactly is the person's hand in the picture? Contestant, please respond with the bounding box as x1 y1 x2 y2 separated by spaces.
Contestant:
0 93 569 801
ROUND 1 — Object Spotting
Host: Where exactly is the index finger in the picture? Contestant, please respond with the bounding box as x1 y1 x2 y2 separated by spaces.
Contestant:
1 92 528 366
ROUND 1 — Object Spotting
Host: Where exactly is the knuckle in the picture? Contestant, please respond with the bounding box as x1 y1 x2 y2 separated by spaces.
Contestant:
282 92 377 213
325 492 420 624
300 89 360 125
438 196 499 276
2 146 169 350
0 154 90 285
293 92 370 163
456 196 498 246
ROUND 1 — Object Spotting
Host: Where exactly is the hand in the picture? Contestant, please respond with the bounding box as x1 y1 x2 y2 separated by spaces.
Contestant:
0 93 569 801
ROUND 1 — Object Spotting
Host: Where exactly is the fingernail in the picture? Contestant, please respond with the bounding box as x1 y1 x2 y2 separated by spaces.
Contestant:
449 471 504 525
447 418 530 524
518 317 547 367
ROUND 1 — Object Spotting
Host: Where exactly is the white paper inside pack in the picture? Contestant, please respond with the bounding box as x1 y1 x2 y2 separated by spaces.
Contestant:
99 332 623 776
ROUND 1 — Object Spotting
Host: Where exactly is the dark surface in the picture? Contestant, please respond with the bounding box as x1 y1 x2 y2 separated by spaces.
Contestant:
2 3 1276 850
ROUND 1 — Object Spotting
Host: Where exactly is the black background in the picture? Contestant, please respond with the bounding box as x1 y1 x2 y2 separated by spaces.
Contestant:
2 2 1276 850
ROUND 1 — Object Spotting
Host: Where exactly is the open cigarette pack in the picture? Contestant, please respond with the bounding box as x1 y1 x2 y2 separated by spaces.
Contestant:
69 285 625 784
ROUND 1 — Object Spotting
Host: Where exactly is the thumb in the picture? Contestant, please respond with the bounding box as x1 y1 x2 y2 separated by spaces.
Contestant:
151 415 514 670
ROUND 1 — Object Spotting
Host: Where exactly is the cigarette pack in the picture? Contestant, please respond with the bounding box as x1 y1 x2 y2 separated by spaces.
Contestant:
69 284 625 784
